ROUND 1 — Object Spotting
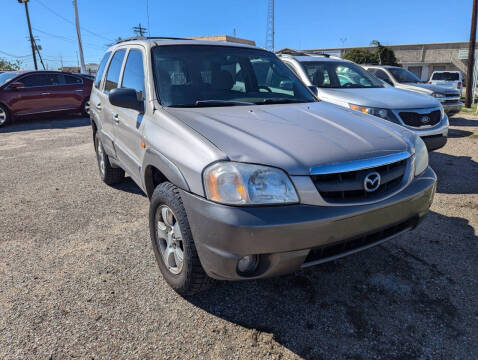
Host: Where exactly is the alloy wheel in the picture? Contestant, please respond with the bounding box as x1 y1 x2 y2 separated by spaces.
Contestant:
156 205 184 275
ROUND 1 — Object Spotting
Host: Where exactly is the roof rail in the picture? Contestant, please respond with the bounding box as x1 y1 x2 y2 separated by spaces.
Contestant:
116 36 189 44
277 49 331 58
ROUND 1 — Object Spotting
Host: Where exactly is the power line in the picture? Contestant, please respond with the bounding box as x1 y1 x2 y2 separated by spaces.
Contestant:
133 23 147 36
32 27 106 50
34 0 114 42
0 50 31 58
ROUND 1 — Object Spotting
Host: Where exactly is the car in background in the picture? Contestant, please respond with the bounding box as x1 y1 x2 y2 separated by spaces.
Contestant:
0 70 92 127
428 71 463 94
279 52 449 151
364 65 462 117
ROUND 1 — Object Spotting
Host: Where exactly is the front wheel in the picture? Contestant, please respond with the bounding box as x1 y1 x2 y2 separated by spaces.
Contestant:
149 182 213 296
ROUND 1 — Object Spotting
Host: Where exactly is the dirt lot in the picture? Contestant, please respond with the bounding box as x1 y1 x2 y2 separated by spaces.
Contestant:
0 114 477 360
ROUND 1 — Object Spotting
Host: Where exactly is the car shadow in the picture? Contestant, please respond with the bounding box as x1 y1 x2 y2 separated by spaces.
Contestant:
429 152 478 194
447 128 473 138
187 210 477 359
111 176 147 197
449 115 478 127
0 114 90 133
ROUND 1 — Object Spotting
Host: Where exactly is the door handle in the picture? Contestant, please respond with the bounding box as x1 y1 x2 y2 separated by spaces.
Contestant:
96 102 102 111
75 89 84 92
41 92 51 95
113 113 120 124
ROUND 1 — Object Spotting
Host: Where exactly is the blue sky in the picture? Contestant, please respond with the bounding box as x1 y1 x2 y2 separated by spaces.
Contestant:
0 0 471 69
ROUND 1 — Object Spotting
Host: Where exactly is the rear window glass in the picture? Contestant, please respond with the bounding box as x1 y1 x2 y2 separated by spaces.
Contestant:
432 72 459 81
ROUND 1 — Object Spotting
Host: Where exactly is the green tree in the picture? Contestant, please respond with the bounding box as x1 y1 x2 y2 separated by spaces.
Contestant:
343 49 376 64
370 40 398 66
0 58 21 71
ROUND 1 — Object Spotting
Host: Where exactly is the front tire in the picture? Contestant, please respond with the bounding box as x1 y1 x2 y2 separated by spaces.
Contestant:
0 104 11 127
94 132 125 185
149 182 213 296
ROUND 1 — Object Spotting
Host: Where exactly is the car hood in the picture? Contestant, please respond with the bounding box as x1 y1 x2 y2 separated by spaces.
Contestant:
165 102 414 175
399 82 460 95
318 87 440 110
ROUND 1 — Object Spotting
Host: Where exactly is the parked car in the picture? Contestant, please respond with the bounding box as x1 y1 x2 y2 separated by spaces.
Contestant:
0 70 92 127
278 53 449 151
364 65 462 117
90 38 436 295
428 70 463 94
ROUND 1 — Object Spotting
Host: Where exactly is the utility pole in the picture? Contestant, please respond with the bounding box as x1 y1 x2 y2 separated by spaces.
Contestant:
18 0 38 70
466 0 478 108
73 0 86 73
265 0 274 51
133 23 147 37
32 37 46 70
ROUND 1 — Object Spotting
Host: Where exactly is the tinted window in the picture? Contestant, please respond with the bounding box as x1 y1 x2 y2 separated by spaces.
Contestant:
432 72 460 81
152 45 315 107
373 69 393 84
121 49 145 99
21 73 62 87
104 49 126 92
94 51 111 88
388 67 421 83
301 61 383 88
0 72 18 86
64 75 82 84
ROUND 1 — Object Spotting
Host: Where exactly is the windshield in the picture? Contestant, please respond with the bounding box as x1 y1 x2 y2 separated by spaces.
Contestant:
388 67 422 83
0 72 19 86
151 45 316 107
431 72 459 81
301 61 383 89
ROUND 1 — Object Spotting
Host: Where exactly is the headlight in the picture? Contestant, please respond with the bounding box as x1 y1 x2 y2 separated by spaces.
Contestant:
203 162 299 205
440 104 445 119
432 92 446 99
414 136 429 176
349 104 398 123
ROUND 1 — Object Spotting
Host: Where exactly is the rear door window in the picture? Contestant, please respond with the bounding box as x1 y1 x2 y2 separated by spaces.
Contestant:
104 49 126 92
64 75 83 84
94 51 111 89
121 49 145 99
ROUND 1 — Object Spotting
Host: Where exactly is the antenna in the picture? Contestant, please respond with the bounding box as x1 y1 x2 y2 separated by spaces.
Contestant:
265 0 274 51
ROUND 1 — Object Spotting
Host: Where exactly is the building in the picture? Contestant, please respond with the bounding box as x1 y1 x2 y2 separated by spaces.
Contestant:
58 63 99 75
190 35 256 46
297 41 470 82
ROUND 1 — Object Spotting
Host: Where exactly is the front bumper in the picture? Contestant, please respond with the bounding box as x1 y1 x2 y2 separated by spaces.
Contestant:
181 167 437 280
442 101 463 117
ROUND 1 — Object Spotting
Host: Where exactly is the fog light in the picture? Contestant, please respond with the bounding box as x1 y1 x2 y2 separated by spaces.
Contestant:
237 255 259 275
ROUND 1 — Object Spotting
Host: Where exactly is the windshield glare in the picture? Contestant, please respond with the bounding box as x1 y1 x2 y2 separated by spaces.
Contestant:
301 61 383 89
388 68 422 83
151 45 316 107
0 72 19 86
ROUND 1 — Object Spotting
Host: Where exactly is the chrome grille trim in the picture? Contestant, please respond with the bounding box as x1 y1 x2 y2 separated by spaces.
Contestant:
310 151 411 175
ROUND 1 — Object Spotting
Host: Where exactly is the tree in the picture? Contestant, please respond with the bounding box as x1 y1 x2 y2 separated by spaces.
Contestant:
343 49 376 64
370 40 398 66
0 58 21 71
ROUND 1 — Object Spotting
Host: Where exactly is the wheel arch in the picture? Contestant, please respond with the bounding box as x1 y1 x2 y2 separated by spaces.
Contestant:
143 148 190 198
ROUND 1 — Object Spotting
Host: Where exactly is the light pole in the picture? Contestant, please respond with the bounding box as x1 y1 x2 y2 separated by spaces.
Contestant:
18 0 38 70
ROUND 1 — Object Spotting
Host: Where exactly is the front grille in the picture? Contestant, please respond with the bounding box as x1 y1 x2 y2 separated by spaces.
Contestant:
302 217 418 266
398 110 441 127
311 159 407 204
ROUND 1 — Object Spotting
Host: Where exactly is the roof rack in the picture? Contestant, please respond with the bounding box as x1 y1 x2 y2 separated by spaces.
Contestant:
276 49 330 57
116 36 188 44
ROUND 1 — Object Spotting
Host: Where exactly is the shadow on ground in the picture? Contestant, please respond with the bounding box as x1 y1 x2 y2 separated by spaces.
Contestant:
449 115 478 127
111 177 146 197
0 114 90 133
189 210 477 359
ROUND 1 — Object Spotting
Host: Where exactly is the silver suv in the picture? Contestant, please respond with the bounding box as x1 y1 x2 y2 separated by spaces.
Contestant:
278 52 449 151
90 37 436 295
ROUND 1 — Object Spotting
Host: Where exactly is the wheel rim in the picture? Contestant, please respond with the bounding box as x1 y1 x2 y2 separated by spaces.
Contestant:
96 140 105 176
84 100 90 114
0 108 6 125
156 205 184 275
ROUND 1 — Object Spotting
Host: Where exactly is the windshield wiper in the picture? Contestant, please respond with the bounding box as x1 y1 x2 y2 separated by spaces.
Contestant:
256 98 310 105
194 100 254 107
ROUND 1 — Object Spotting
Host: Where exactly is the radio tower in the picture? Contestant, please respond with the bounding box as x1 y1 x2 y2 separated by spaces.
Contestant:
265 0 275 51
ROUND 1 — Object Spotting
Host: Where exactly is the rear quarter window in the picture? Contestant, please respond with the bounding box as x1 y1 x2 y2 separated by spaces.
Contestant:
104 49 127 93
94 51 111 89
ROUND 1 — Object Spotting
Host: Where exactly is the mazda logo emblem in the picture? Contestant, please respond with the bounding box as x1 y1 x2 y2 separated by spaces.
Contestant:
421 116 430 124
363 171 381 192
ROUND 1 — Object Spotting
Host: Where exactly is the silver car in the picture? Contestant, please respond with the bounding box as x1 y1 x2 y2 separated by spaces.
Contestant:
279 53 449 151
90 38 436 295
364 65 463 117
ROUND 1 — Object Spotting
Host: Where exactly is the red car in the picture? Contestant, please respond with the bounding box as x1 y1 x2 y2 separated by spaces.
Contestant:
0 70 92 127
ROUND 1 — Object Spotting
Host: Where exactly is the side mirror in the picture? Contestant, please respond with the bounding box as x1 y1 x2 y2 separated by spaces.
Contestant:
9 82 24 90
308 85 319 96
109 88 144 112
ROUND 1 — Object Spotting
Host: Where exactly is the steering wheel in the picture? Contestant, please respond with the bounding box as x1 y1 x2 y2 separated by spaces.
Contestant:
258 85 272 92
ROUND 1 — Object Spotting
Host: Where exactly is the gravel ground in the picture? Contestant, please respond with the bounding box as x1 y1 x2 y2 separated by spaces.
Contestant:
0 114 477 360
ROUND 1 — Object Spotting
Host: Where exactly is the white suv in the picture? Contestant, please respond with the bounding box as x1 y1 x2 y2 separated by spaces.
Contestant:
429 71 463 95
